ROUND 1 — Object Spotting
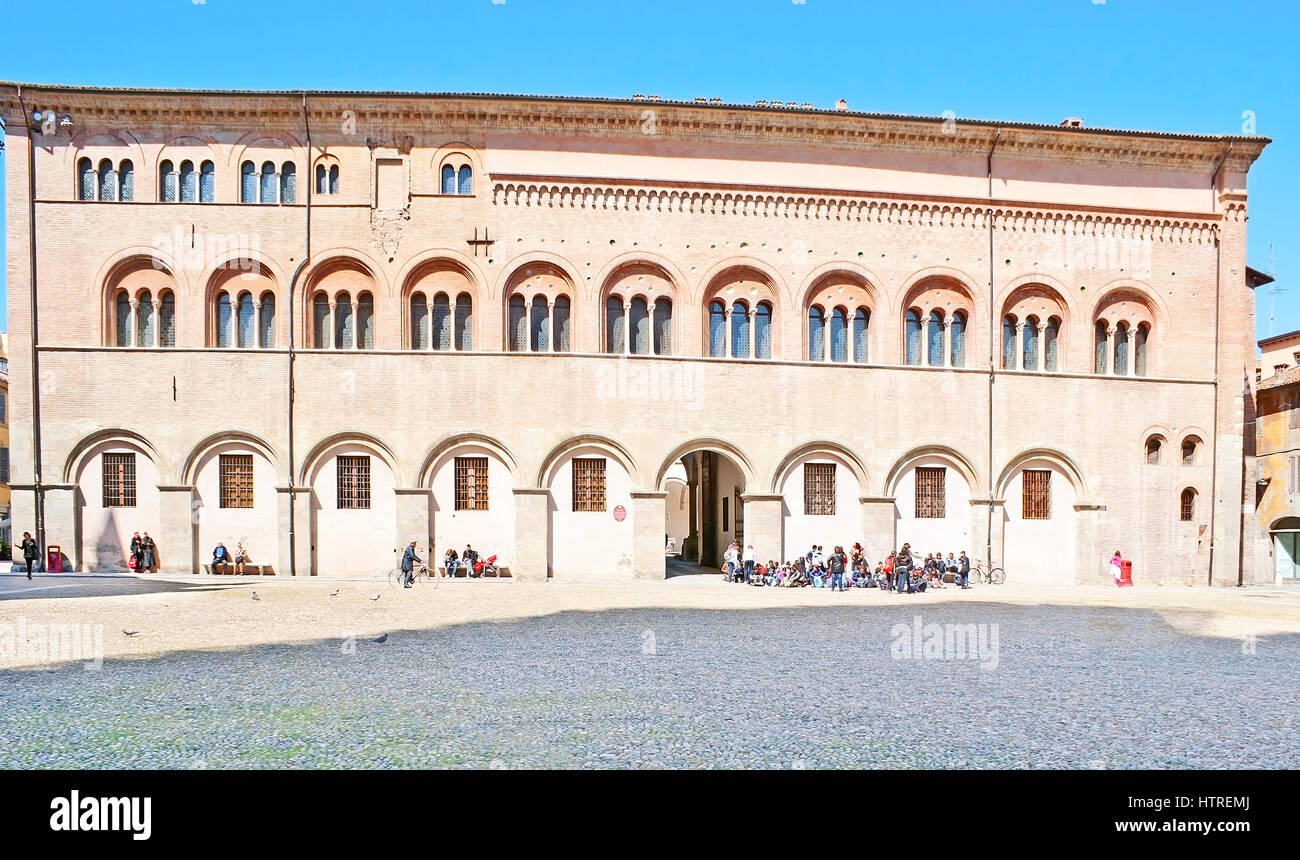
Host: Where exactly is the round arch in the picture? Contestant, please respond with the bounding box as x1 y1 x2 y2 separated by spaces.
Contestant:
695 256 788 311
537 434 639 489
179 431 283 486
304 248 392 299
67 130 147 173
226 132 304 169
416 432 520 488
996 273 1078 325
63 428 163 484
593 252 692 304
995 447 1090 500
770 440 869 496
653 437 756 491
1090 279 1168 328
297 431 401 486
197 248 289 303
797 261 884 309
394 249 486 303
95 247 188 298
493 252 584 303
883 444 983 497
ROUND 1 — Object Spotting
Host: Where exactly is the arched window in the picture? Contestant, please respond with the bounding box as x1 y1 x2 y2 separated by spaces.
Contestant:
258 292 275 348
508 294 527 351
216 293 233 348
432 293 451 350
160 291 175 347
312 293 329 348
1022 315 1039 371
1094 321 1108 374
755 302 772 359
455 292 473 351
1114 322 1130 376
199 161 215 203
136 290 154 347
927 311 944 366
730 302 750 358
180 161 197 203
905 309 922 366
807 306 825 361
334 292 353 349
160 160 178 203
441 164 455 195
259 162 277 204
950 311 966 368
1180 488 1196 522
98 159 116 202
1135 323 1149 377
78 158 95 200
830 307 848 363
115 291 131 347
357 292 374 348
1181 438 1197 465
240 161 256 203
280 162 296 204
236 292 255 348
329 164 339 195
708 301 726 357
653 298 672 355
531 295 551 351
1001 316 1017 369
553 295 571 352
316 164 327 194
1146 436 1162 465
458 165 472 195
1044 317 1060 372
605 296 625 353
119 160 134 202
853 308 869 364
630 297 650 355
410 293 429 350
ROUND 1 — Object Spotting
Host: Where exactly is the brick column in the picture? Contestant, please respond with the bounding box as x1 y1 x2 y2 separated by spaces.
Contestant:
631 490 667 580
512 488 550 581
157 484 197 574
859 496 896 559
740 493 784 565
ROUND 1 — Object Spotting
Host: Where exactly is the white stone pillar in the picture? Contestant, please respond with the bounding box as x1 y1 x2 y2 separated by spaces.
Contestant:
326 299 336 350
941 319 951 367
425 297 434 350
250 297 261 349
723 307 732 358
349 296 358 349
548 297 555 352
1105 325 1115 375
151 298 163 348
1124 323 1136 376
623 299 631 355
1036 321 1047 372
822 311 831 362
128 298 139 348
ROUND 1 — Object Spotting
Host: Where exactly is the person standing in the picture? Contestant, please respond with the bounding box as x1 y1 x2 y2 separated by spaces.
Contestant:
828 545 847 592
140 532 156 573
400 540 421 588
958 551 971 589
129 531 144 572
742 544 756 583
722 542 738 582
20 532 38 579
1109 550 1124 586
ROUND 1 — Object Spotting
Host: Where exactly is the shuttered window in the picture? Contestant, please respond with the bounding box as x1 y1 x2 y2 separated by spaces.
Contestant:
219 454 254 509
103 453 137 507
803 463 836 516
915 467 946 518
1022 469 1051 520
337 456 371 510
455 457 489 511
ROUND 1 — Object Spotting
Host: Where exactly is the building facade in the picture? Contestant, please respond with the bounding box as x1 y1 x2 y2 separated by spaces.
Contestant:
0 84 1269 584
1251 363 1300 584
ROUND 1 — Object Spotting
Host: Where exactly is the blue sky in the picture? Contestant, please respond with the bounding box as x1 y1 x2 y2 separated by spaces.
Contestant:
2 0 1296 342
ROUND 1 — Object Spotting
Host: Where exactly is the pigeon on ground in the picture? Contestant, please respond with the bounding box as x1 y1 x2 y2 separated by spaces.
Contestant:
250 592 259 601
122 629 138 636
370 593 380 601
373 633 389 644
329 588 340 597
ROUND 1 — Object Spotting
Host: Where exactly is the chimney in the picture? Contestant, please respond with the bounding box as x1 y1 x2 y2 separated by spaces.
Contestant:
709 97 722 105
755 99 768 107
633 94 645 101
1060 117 1084 128
694 97 707 104
801 102 814 109
648 95 661 101
835 99 848 112
785 101 799 108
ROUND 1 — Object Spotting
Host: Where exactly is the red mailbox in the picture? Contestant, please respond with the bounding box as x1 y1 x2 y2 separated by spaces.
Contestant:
1118 559 1133 587
46 545 62 573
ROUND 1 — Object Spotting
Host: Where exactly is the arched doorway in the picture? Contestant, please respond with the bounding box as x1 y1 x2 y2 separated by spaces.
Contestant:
1271 517 1300 582
655 441 754 570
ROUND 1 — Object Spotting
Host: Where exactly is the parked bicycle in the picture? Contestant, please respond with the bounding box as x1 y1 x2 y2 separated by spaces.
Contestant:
970 559 1005 585
388 562 437 589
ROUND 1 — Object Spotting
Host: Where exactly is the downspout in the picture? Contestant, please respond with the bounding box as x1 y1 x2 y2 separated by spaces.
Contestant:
1206 143 1230 586
288 92 312 576
986 129 1000 574
15 85 47 563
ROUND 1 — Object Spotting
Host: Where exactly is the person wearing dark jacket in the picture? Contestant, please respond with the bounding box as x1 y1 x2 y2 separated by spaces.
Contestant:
212 542 232 574
828 546 848 592
140 532 156 572
400 541 421 588
958 551 971 589
20 532 38 579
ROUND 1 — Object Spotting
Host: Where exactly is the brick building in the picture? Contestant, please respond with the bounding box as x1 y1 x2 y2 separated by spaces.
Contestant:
0 84 1270 584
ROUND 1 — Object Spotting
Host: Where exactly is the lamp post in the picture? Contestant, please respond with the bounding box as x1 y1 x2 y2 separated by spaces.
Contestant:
19 97 73 568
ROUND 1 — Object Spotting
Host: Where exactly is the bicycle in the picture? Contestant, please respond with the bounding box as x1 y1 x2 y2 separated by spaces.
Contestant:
388 563 437 589
969 560 1005 585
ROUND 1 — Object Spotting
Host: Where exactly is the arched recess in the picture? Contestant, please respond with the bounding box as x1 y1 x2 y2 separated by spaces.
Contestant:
997 449 1086 586
537 434 639 489
539 436 638 578
67 430 163 572
190 438 281 573
898 271 978 367
771 441 870 560
771 441 869 497
300 434 400 576
179 431 283 486
801 268 879 363
400 256 481 351
698 261 784 359
67 130 147 174
999 281 1070 372
420 433 519 572
102 256 180 347
500 259 581 352
598 260 682 355
302 257 380 349
995 447 1090 501
885 446 981 562
884 445 983 498
207 264 279 348
1091 283 1161 377
654 437 755 492
427 143 485 196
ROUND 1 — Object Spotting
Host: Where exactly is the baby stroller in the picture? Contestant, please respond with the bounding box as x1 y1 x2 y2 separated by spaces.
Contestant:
471 554 499 578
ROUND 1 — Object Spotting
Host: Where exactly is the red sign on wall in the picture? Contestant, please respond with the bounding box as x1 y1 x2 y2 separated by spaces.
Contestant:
613 505 627 522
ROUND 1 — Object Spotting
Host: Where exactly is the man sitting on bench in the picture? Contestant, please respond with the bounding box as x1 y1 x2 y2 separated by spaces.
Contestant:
212 542 231 574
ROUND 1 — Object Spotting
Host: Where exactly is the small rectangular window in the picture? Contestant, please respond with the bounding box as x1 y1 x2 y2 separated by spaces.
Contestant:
337 455 371 510
1022 469 1051 520
915 467 946 518
0 392 6 423
454 456 489 511
103 452 137 507
0 448 9 484
375 158 406 211
803 463 836 516
572 458 607 512
219 454 254 509
1290 455 1300 495
722 496 730 532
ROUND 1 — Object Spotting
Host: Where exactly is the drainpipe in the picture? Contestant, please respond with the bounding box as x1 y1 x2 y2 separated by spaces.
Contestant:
985 129 1000 574
15 85 47 564
288 92 312 576
1206 144 1231 586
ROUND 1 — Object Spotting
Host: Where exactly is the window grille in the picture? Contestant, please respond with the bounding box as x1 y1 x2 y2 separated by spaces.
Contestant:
915 467 946 518
1022 469 1051 520
804 463 836 516
103 453 136 507
336 456 371 509
219 454 254 508
572 458 606 512
455 457 489 511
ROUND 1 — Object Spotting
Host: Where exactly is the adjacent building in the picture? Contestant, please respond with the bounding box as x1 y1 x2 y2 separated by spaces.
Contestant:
0 83 1270 583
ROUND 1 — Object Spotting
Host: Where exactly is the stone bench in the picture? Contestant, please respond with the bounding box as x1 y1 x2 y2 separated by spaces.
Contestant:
204 563 272 576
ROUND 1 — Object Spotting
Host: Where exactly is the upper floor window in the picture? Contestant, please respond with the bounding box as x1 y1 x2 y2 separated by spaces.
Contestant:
709 300 771 360
1146 436 1162 465
115 288 176 349
1180 488 1197 522
441 162 474 195
1094 290 1156 377
604 295 671 355
409 291 473 351
214 289 275 349
312 291 375 349
242 160 295 204
315 163 340 195
79 158 133 202
508 292 570 353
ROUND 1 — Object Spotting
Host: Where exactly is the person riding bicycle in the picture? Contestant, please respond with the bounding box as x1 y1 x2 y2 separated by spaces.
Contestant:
400 540 422 588
958 551 971 589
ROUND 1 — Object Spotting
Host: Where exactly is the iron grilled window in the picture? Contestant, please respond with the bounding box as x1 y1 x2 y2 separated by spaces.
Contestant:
219 454 254 509
572 458 606 512
1180 489 1196 522
804 463 836 516
337 456 371 510
103 453 137 507
915 467 946 518
455 457 489 511
1022 469 1051 520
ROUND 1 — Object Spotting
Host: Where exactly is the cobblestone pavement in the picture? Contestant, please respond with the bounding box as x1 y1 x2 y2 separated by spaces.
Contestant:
1 586 1296 768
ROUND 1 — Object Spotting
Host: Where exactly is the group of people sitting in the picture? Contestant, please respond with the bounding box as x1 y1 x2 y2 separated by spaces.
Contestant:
721 542 972 592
